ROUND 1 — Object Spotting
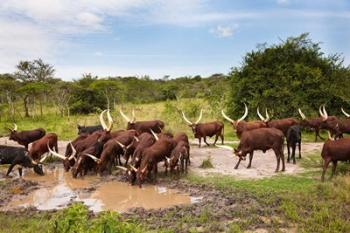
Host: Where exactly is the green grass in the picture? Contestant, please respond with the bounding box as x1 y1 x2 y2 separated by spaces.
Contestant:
199 156 214 169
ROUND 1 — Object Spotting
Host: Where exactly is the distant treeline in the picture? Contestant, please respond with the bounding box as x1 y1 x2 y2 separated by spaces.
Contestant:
1 33 349 121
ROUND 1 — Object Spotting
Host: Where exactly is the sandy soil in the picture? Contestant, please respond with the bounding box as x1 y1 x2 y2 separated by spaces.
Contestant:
1 137 323 180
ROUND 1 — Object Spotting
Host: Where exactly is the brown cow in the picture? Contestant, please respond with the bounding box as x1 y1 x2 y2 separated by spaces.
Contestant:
168 140 189 175
261 109 298 136
137 133 177 187
28 133 58 161
233 128 285 172
8 124 46 150
298 108 325 141
222 104 266 138
119 109 165 134
319 105 342 138
182 110 224 147
321 133 350 181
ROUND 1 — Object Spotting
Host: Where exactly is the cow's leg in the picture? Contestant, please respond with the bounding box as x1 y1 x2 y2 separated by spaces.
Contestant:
298 140 302 159
153 164 158 183
6 163 17 176
18 166 23 177
292 143 296 164
221 132 224 145
164 160 168 176
274 149 280 172
203 137 210 147
234 158 242 169
124 155 129 166
281 148 285 171
213 134 219 146
321 157 331 182
247 152 254 168
331 161 338 178
287 142 290 163
198 138 201 148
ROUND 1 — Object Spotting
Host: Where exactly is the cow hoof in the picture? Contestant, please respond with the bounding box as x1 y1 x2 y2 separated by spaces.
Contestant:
293 161 296 165
234 167 239 170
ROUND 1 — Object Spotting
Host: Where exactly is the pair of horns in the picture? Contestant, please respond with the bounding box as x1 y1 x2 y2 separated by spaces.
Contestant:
221 104 248 124
181 109 203 125
99 110 113 131
116 164 137 172
119 109 136 123
319 105 328 120
257 107 270 122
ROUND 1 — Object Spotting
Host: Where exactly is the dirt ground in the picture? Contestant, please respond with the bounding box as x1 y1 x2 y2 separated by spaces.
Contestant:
0 137 323 180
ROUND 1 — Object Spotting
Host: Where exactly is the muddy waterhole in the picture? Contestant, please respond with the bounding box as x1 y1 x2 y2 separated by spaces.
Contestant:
0 165 199 213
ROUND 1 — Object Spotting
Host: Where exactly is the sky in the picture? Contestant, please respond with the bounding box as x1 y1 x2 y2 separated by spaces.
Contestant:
0 0 349 80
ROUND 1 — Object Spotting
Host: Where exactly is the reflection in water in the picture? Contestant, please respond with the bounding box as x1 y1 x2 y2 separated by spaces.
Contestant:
3 165 194 212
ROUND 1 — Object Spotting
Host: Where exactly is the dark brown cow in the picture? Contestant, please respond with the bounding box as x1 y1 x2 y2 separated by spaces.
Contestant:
319 105 342 138
7 124 46 150
320 133 350 181
222 105 266 138
169 140 190 175
182 110 224 147
233 128 285 172
137 134 177 187
28 133 58 161
62 133 89 171
119 109 165 133
298 108 325 141
131 132 156 166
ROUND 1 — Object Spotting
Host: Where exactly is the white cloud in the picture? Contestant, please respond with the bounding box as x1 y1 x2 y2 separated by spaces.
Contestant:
277 0 290 5
76 12 103 29
210 25 237 38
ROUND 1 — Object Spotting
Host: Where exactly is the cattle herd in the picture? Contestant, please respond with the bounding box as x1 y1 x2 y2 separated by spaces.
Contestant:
0 105 350 185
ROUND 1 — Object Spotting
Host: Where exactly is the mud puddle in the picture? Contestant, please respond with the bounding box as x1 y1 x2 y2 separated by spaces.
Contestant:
1 165 193 212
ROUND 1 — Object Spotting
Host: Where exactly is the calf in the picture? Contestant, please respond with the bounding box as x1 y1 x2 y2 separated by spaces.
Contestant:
169 140 190 175
222 105 267 138
28 133 58 161
182 110 224 147
77 124 103 135
0 145 44 177
233 128 285 172
7 124 46 150
320 134 350 181
286 125 302 164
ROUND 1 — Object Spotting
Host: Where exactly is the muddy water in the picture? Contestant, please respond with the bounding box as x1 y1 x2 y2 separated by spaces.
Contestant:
2 165 192 212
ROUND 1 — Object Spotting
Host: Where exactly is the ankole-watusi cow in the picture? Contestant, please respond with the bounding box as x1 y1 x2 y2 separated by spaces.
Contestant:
77 124 103 135
222 105 267 138
119 109 165 134
233 128 285 172
182 110 224 147
7 124 46 150
259 109 298 136
298 108 325 141
319 105 342 138
137 131 177 187
62 133 89 171
286 125 302 164
321 133 350 181
0 145 44 177
169 140 190 175
28 133 58 161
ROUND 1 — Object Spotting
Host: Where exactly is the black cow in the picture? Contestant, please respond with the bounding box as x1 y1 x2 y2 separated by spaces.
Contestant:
0 145 44 177
286 125 302 164
77 124 103 135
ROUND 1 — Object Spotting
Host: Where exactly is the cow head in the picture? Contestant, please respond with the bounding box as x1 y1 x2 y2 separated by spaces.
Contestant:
233 147 246 160
116 165 138 185
26 152 45 175
181 110 203 136
221 104 249 129
48 143 77 172
7 123 18 140
119 109 136 129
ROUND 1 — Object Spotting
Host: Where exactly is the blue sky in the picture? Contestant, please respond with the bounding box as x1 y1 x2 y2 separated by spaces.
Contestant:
0 0 349 80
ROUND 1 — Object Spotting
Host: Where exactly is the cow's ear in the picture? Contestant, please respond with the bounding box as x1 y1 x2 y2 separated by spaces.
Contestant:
7 128 13 132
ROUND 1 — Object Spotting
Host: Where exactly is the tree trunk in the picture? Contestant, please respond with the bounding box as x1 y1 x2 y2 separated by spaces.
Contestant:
24 95 30 117
39 96 43 117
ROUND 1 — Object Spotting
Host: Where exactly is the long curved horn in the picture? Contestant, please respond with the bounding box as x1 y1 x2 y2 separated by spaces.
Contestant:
115 139 126 149
107 109 114 131
129 164 138 172
133 136 140 142
327 131 334 141
341 108 350 118
257 107 265 121
298 108 306 120
131 109 136 123
85 153 101 163
166 156 171 164
322 105 328 119
265 108 270 121
119 109 131 122
195 109 203 124
221 110 234 123
40 153 49 163
181 111 193 125
13 123 18 131
126 141 134 149
150 129 159 141
116 165 128 171
68 142 77 161
99 110 108 130
48 144 66 160
237 103 248 123
319 105 325 118
178 153 183 162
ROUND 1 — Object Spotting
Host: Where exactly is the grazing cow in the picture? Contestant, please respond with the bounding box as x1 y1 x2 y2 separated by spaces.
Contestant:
168 140 190 175
28 133 58 161
182 110 224 147
174 132 190 160
7 124 46 150
286 125 302 164
298 108 324 142
222 104 266 138
137 134 177 187
320 133 350 181
119 109 165 134
77 124 103 135
63 133 89 171
0 145 44 176
233 128 285 172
